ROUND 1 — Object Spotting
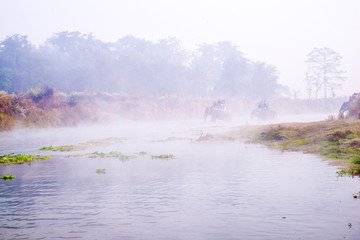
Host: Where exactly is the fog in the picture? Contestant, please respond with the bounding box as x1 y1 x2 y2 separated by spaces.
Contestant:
1 120 360 239
0 31 349 124
0 0 353 151
1 1 360 239
1 0 359 97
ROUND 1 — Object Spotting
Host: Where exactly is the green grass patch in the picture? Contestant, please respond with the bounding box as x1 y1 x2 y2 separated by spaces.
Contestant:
120 155 137 161
352 157 360 164
278 138 312 150
244 120 360 175
89 151 123 158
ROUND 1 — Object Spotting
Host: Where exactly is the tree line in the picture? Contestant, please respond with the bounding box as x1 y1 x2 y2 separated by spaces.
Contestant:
1 31 289 98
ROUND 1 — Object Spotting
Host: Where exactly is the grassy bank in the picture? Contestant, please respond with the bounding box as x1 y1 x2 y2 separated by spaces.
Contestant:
226 119 360 175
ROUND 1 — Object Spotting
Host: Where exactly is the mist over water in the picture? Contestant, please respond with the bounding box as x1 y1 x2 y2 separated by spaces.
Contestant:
0 0 359 238
0 119 359 239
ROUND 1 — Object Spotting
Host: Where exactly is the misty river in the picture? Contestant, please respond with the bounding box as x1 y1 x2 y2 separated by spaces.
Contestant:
0 120 359 239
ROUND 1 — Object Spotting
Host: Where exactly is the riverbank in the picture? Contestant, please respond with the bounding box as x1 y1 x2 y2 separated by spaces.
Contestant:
0 88 345 131
222 119 360 175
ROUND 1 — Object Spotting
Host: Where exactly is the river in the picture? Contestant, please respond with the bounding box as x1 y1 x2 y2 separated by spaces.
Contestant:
0 120 359 239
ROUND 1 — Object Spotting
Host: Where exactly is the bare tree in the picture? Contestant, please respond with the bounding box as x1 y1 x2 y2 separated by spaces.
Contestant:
304 72 313 99
305 71 322 99
306 47 345 99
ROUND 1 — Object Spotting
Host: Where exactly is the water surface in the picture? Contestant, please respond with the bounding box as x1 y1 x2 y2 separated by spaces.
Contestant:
0 121 359 239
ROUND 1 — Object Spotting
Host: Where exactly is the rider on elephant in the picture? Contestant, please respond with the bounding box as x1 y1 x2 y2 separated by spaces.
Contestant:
257 100 268 110
211 99 226 111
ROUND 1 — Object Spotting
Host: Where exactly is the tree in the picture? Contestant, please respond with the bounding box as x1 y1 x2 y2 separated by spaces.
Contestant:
305 71 322 99
190 41 280 99
0 67 14 91
306 47 345 99
43 31 114 92
190 43 223 97
249 62 278 99
0 34 48 93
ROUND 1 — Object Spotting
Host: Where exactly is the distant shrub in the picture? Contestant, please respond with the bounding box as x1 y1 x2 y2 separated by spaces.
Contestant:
67 92 86 106
27 86 54 102
27 88 42 101
0 94 24 117
0 113 14 130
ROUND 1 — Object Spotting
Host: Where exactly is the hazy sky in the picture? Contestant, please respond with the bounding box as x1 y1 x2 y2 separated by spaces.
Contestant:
0 0 359 98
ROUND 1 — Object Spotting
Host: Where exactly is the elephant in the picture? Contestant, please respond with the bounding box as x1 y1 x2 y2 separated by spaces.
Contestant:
251 108 277 120
204 107 231 122
251 100 276 120
339 92 359 117
204 99 231 122
339 101 350 116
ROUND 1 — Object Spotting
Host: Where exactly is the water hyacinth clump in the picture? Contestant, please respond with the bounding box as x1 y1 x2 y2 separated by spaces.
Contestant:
152 154 175 159
82 137 126 146
89 151 137 161
89 151 123 158
1 175 15 180
119 154 137 161
39 145 85 152
96 169 106 174
0 153 51 164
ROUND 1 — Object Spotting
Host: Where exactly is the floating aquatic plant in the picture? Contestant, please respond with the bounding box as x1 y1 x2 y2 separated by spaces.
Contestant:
96 169 106 174
353 192 360 199
39 138 126 152
66 153 88 158
83 137 127 146
89 151 123 158
39 145 85 152
0 153 51 164
1 175 15 180
152 154 175 159
89 151 137 161
336 170 348 177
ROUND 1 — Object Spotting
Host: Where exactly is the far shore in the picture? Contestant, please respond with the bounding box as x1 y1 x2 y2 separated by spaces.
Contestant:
198 119 360 175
